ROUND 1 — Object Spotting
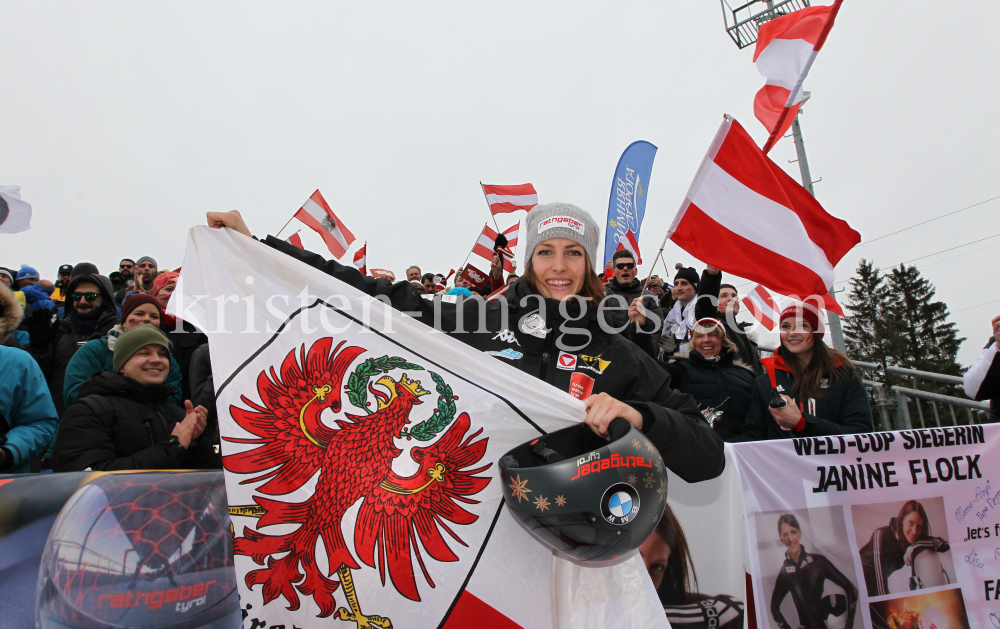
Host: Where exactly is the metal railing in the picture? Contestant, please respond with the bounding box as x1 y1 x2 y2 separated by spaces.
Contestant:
756 346 992 431
720 0 812 49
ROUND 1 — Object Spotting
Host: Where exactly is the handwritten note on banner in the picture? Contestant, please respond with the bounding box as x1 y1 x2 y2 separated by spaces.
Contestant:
730 424 1000 629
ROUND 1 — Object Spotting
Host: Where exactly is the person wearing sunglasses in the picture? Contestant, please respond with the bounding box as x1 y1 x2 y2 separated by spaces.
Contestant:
602 249 662 359
28 270 118 418
109 258 135 295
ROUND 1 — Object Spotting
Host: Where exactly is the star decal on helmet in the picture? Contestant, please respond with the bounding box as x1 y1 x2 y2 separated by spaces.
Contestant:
645 440 657 454
555 495 567 507
643 473 655 489
627 474 638 485
533 495 551 512
508 474 531 503
632 438 641 450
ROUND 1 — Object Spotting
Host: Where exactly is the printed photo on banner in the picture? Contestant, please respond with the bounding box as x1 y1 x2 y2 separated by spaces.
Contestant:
753 506 859 629
868 587 970 629
643 453 746 629
852 498 956 598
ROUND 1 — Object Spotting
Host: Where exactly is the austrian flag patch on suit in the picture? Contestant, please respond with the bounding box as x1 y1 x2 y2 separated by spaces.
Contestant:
557 352 577 370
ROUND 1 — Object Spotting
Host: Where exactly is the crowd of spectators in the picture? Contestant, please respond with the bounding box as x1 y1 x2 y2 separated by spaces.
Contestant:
4 201 997 485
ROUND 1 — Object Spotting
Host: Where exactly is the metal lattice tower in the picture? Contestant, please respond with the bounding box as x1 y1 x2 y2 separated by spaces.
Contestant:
720 0 811 49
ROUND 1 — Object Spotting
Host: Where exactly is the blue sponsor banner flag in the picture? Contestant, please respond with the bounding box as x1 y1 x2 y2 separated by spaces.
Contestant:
602 141 657 267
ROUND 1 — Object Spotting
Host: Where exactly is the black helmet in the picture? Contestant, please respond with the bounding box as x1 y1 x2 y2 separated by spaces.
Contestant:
499 418 668 564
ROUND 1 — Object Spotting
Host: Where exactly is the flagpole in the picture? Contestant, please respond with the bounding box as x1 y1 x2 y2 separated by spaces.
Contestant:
275 214 296 239
479 182 501 232
642 229 672 292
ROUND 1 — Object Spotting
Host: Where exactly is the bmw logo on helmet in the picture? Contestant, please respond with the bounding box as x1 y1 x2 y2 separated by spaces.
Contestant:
601 483 640 525
498 418 668 565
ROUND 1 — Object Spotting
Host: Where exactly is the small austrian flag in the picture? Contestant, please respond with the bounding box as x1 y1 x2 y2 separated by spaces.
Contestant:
471 223 518 273
615 229 642 265
742 284 780 331
482 183 537 215
353 243 367 275
286 233 304 249
294 190 356 259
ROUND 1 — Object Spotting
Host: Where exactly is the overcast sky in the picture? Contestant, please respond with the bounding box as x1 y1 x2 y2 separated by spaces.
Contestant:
2 1 997 366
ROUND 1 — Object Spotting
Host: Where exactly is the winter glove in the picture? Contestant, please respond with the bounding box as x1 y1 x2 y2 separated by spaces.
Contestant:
27 307 54 350
904 537 950 565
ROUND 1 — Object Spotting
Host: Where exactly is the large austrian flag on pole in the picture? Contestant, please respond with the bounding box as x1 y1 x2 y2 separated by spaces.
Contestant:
168 226 666 629
667 115 859 316
481 183 537 215
754 0 843 153
295 190 356 259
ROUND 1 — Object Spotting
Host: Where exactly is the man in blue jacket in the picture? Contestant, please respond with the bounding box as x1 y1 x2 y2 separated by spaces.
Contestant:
0 283 58 473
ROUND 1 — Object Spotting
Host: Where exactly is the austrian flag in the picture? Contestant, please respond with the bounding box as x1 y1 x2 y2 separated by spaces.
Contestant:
753 0 843 153
472 223 518 272
481 183 537 215
353 243 367 275
667 115 859 316
294 190 356 259
742 285 780 331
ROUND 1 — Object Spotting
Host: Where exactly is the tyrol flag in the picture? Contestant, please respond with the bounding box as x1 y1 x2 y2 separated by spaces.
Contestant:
667 115 859 316
753 0 843 153
603 141 657 268
169 226 668 629
481 183 537 215
472 223 518 273
742 284 780 331
294 190 356 259
0 185 32 234
353 242 367 275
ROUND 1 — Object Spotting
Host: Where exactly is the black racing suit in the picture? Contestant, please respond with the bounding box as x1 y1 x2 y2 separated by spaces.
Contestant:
859 520 904 597
664 593 744 629
770 545 857 629
859 519 950 596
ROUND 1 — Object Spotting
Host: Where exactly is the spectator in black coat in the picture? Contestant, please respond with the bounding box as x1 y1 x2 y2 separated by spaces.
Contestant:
603 249 662 358
660 317 755 441
963 314 1000 423
716 284 762 375
52 324 219 472
29 271 119 415
738 303 873 441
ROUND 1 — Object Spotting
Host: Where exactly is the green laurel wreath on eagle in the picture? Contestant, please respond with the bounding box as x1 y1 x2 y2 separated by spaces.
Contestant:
345 356 457 442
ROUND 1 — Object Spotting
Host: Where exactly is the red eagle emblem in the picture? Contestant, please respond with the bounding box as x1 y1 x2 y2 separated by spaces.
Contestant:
224 338 491 627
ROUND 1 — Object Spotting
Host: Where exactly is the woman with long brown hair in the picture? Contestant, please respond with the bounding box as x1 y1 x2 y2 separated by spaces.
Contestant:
859 500 950 596
738 303 872 440
206 203 724 483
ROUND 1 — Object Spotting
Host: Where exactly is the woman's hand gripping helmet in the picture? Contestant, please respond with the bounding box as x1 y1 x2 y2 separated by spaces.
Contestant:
498 418 667 564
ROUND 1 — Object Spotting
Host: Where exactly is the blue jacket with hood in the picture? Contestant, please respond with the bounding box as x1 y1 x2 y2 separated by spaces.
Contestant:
0 284 58 473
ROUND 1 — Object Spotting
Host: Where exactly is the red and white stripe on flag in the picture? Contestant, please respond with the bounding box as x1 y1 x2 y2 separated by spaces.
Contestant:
667 115 858 316
294 189 356 259
753 0 842 153
614 229 642 265
286 233 304 249
471 223 518 272
482 184 537 215
353 243 367 275
742 284 780 330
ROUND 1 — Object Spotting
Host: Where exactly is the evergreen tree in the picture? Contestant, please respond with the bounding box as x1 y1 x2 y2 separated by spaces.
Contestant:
887 264 965 388
844 259 899 367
